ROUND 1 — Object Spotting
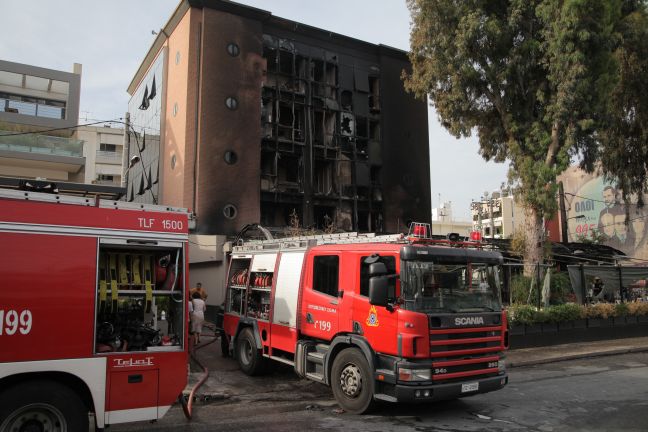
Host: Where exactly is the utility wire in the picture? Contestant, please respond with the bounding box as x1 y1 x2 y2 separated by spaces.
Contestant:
0 119 124 136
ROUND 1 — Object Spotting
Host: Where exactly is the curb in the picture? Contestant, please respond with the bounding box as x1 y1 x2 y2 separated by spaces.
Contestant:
506 345 648 368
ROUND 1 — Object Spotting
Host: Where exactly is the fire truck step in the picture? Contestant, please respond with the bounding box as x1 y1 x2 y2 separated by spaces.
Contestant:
306 351 325 364
268 355 295 366
305 372 325 383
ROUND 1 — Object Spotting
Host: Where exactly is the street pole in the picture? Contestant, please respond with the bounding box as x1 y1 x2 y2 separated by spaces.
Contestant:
121 112 131 193
489 199 494 239
559 181 568 244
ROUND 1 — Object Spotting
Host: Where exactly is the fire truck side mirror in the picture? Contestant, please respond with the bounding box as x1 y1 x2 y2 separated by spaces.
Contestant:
369 262 387 276
369 277 389 307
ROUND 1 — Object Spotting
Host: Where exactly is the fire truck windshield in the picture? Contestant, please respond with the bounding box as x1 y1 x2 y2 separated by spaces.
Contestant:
400 261 502 313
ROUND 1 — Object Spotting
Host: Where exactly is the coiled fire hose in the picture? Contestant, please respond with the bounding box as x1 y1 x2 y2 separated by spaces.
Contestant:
180 323 219 420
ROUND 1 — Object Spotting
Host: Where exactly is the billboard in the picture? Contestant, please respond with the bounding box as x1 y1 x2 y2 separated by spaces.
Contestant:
560 167 648 261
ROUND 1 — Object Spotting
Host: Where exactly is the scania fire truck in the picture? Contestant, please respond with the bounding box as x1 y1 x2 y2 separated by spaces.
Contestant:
222 224 508 413
0 187 190 431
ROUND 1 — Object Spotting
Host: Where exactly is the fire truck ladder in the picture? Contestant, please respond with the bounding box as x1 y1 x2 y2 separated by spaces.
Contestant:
232 232 406 252
0 188 192 217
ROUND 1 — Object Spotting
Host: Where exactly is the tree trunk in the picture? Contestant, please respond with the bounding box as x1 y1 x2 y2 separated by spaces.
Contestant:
523 206 544 277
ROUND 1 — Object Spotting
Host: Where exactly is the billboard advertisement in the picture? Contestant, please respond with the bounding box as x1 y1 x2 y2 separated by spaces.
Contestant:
560 167 648 261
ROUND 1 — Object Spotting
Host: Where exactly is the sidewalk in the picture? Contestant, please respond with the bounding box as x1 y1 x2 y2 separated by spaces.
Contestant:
185 332 648 401
505 335 648 368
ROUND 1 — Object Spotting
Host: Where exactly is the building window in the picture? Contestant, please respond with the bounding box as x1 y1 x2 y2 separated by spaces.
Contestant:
175 51 181 65
313 256 339 297
97 174 114 182
223 204 238 219
99 143 117 152
227 43 240 57
171 154 177 170
173 102 178 117
224 150 238 165
0 91 66 120
225 97 238 110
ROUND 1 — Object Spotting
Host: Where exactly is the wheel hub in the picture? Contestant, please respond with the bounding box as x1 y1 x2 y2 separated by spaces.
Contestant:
1 403 66 432
241 339 253 364
340 364 362 398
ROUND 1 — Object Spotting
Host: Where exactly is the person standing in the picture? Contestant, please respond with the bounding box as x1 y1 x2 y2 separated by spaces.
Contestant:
190 291 206 345
190 282 208 301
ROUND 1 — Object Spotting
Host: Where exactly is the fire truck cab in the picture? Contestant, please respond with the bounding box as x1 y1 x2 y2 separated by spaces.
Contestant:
0 188 190 431
222 225 508 413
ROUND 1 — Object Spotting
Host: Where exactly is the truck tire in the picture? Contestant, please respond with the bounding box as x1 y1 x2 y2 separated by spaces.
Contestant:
236 327 265 375
330 348 375 414
0 379 89 432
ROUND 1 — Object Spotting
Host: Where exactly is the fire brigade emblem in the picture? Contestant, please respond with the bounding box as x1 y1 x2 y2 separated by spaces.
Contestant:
366 305 379 327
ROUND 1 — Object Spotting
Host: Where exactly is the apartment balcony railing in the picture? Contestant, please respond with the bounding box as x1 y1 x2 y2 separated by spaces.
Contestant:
0 129 83 157
1 98 66 120
95 150 123 164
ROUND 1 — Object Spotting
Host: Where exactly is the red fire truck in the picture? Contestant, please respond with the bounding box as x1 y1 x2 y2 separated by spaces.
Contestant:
0 188 190 431
222 225 508 413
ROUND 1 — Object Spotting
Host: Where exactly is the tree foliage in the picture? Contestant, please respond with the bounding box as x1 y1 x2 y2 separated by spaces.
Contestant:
404 0 648 265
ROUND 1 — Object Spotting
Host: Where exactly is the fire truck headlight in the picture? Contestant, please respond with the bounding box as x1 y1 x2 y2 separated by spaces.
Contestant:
498 360 506 372
399 368 431 382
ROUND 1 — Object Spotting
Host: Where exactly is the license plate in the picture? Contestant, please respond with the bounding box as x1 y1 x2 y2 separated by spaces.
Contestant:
461 382 479 393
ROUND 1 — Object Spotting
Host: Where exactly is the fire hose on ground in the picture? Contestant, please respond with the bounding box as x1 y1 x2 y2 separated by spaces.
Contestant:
180 322 219 420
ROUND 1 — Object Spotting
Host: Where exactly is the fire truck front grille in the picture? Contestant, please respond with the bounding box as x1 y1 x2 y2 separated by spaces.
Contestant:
429 326 503 381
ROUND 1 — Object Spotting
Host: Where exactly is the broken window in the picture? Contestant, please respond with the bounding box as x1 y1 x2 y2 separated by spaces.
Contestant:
264 46 278 72
261 151 277 191
314 206 337 230
277 102 294 140
337 157 353 196
324 112 336 146
279 50 294 74
314 159 335 195
277 154 301 192
358 211 370 232
340 112 355 137
312 59 325 82
261 96 275 138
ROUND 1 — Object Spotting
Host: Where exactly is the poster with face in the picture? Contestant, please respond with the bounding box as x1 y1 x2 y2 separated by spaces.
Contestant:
561 168 648 260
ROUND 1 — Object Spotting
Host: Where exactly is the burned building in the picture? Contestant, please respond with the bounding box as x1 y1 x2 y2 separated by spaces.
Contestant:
127 0 430 236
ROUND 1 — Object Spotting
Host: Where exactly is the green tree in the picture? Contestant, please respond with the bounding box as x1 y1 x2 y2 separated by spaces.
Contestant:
404 0 648 274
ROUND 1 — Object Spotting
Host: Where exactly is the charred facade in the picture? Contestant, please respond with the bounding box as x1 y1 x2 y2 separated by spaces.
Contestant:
127 0 430 236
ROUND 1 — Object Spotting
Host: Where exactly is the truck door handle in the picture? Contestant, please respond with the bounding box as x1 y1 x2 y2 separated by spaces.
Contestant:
329 299 338 305
128 374 143 384
306 313 314 324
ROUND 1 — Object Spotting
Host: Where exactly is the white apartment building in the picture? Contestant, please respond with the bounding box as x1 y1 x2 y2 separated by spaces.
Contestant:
471 194 525 239
0 59 83 181
431 201 472 236
76 125 124 186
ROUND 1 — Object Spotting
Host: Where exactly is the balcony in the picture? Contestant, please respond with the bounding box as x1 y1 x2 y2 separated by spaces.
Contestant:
0 129 83 157
1 97 66 120
96 150 123 164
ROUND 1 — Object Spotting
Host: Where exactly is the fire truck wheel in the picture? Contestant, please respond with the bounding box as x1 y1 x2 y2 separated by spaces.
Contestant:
330 348 375 414
0 380 89 432
236 327 266 375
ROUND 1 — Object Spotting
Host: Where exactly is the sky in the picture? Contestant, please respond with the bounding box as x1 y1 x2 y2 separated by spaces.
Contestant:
1 0 508 221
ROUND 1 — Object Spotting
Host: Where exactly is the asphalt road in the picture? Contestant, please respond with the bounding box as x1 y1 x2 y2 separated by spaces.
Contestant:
110 352 648 432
